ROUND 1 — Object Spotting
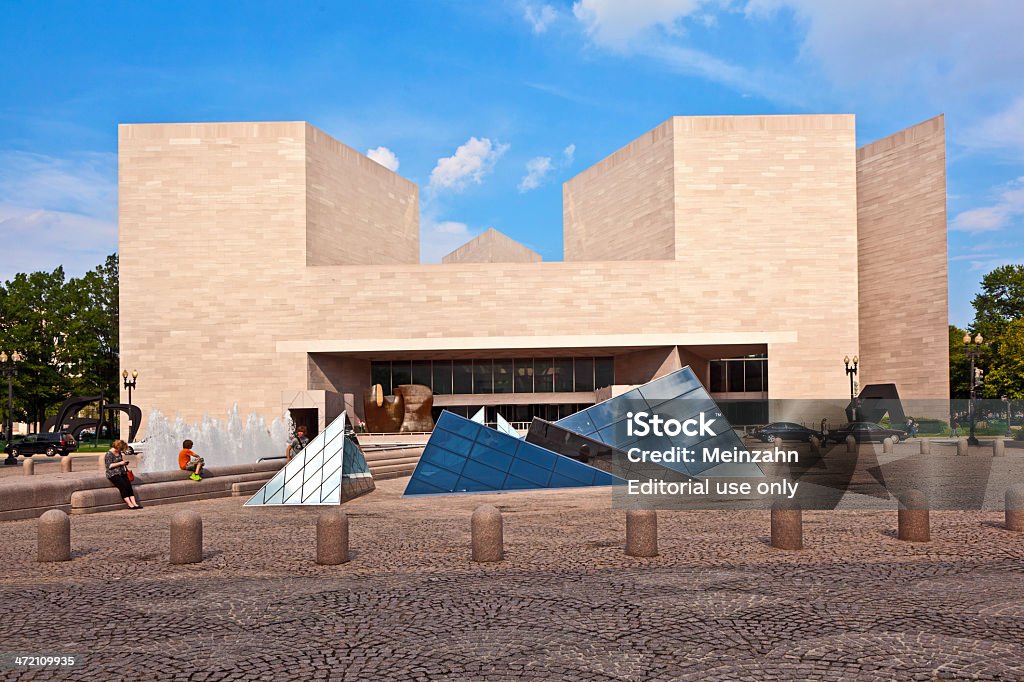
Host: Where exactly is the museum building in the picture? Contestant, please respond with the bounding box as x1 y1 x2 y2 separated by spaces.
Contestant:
118 114 948 436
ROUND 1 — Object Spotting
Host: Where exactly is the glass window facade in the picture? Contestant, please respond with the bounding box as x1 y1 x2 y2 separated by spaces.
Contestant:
404 411 620 495
709 355 768 394
371 356 615 395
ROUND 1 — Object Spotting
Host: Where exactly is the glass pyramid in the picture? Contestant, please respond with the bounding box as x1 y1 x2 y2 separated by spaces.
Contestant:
404 410 622 495
470 407 521 438
555 366 762 478
245 412 374 506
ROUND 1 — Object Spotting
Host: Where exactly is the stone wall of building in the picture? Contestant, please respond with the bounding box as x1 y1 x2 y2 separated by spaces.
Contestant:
442 228 541 264
856 116 949 399
563 118 677 261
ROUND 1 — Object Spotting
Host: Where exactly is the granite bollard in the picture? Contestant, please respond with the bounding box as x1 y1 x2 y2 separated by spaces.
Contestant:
316 510 350 565
37 509 71 562
919 439 931 455
882 437 894 454
60 456 73 473
1006 487 1024 532
170 510 203 564
994 438 1005 457
845 435 857 453
956 438 968 456
625 509 658 557
471 505 503 562
22 458 33 476
771 500 803 550
898 490 930 542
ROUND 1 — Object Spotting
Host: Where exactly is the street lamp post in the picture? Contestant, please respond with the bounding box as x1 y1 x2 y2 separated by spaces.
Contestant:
122 369 138 440
844 355 859 417
964 333 983 446
1 351 24 465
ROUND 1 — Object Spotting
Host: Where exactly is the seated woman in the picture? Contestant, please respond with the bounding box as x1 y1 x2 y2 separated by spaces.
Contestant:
105 439 142 509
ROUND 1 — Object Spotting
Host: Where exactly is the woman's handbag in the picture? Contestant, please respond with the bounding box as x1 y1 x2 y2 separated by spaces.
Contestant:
126 468 135 482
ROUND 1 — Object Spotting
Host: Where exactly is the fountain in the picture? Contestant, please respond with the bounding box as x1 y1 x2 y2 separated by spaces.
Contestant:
137 404 292 473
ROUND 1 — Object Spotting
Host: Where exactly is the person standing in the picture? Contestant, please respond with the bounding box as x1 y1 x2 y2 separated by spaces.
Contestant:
105 439 141 509
286 425 310 463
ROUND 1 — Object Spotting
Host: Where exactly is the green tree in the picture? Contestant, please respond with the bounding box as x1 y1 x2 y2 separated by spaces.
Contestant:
60 254 119 399
0 254 119 432
981 318 1024 399
0 267 71 428
971 264 1024 341
949 325 972 399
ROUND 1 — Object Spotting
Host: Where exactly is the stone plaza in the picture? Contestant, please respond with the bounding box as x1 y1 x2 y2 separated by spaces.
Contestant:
2 471 1024 681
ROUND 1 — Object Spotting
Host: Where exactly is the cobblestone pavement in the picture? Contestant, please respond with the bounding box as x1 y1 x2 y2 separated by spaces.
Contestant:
1 478 1023 681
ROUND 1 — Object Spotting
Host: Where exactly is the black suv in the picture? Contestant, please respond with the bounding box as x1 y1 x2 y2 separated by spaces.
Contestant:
4 432 77 458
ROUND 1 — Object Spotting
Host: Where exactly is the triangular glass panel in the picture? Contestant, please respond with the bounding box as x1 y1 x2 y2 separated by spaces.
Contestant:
404 411 623 495
246 412 375 506
554 366 763 478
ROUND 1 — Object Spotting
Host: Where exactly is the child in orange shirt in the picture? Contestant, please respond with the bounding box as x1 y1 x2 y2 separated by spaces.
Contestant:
178 439 205 481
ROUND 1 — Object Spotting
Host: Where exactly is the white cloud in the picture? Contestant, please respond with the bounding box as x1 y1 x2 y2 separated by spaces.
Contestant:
951 177 1024 233
428 137 509 193
572 0 710 49
963 96 1024 160
0 206 116 282
518 156 554 193
0 151 117 281
745 0 1024 95
570 0 796 103
0 151 116 220
419 218 486 263
524 3 558 33
365 146 400 172
562 144 576 163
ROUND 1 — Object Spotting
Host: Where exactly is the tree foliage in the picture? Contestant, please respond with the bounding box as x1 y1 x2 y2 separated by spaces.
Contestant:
955 264 1024 400
0 254 119 429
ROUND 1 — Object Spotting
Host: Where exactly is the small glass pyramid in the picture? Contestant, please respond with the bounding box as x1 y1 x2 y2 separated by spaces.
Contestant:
245 412 374 506
404 411 622 495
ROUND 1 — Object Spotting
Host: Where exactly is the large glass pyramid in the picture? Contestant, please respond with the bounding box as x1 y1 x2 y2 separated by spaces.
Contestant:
554 366 762 478
470 407 522 438
404 411 622 495
245 412 375 506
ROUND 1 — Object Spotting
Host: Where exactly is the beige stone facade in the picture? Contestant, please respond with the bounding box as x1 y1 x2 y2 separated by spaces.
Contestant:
856 116 949 400
441 228 541 264
118 114 948 434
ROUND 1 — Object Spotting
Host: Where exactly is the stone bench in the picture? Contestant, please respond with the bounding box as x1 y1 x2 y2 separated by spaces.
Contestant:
0 461 281 520
70 470 278 514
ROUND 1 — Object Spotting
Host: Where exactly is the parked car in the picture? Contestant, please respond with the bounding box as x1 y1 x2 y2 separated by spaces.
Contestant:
826 422 908 444
4 432 78 458
750 422 824 443
127 440 146 456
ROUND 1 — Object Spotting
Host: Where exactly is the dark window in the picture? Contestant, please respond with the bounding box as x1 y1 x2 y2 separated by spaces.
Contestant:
392 361 411 389
553 358 574 392
493 360 513 393
595 357 614 389
710 361 727 393
371 362 391 396
473 360 493 394
411 360 432 388
534 358 554 392
744 360 764 393
453 360 473 394
432 360 453 395
728 361 745 392
574 358 594 392
514 359 534 392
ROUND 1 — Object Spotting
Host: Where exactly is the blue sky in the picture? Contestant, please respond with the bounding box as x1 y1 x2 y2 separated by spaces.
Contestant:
1 1 1022 327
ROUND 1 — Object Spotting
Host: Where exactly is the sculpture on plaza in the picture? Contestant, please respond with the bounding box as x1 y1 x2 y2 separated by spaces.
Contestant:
362 383 434 433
